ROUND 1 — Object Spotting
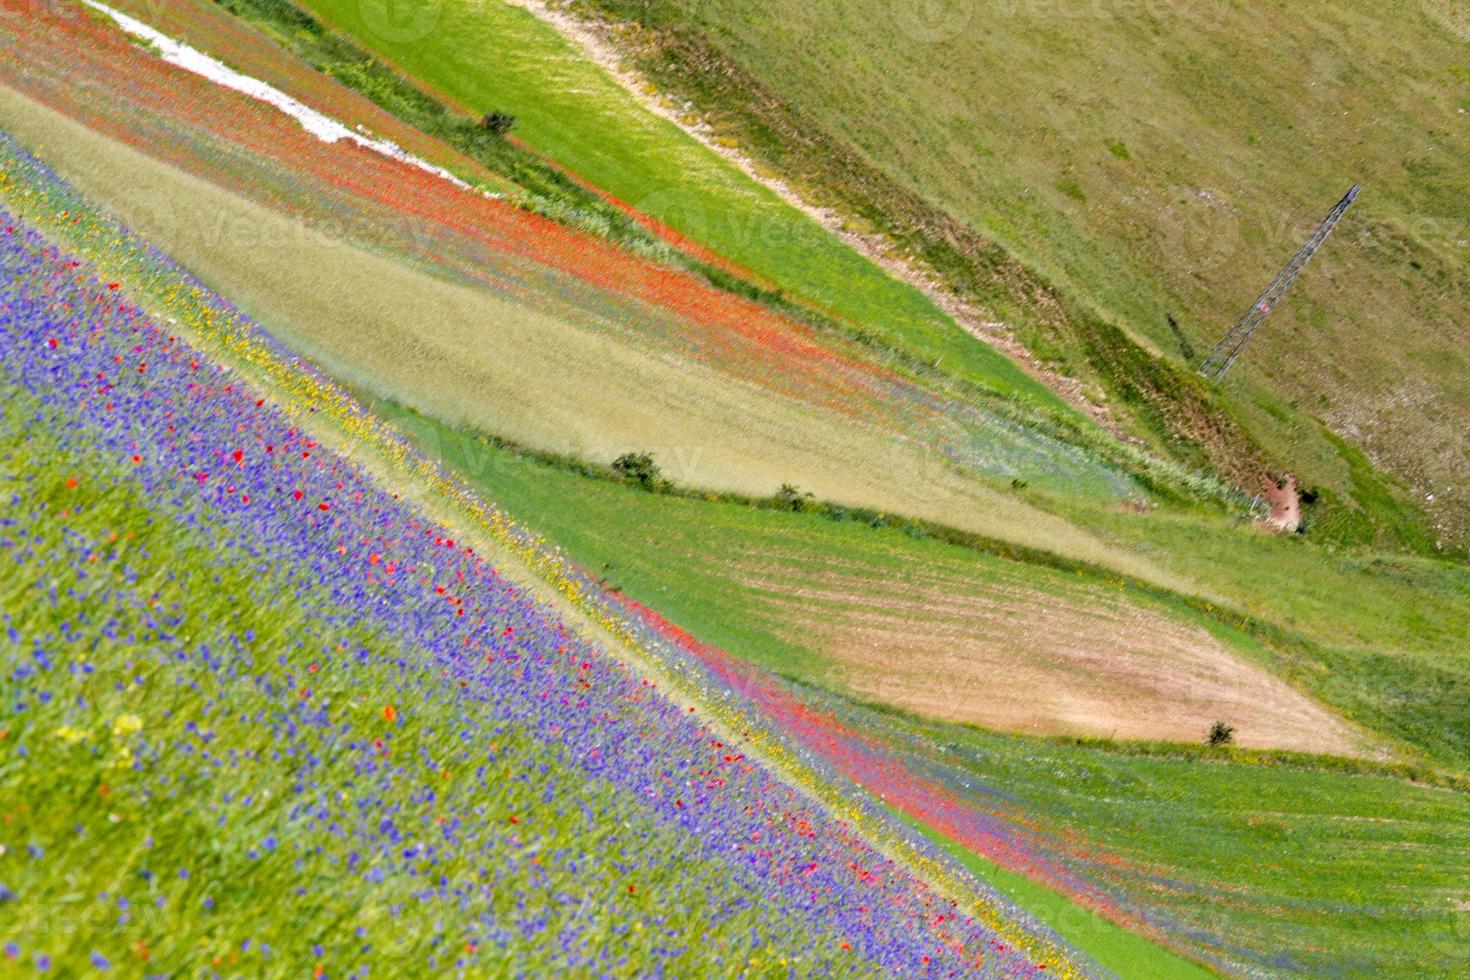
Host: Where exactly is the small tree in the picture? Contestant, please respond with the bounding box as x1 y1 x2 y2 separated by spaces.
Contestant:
1207 721 1236 747
775 483 813 512
612 452 661 490
480 111 516 137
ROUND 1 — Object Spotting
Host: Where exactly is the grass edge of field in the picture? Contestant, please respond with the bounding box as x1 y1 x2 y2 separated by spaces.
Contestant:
894 811 1219 980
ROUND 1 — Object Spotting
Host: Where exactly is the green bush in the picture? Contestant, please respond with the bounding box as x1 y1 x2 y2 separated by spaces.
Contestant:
613 451 662 489
481 111 517 136
775 483 814 512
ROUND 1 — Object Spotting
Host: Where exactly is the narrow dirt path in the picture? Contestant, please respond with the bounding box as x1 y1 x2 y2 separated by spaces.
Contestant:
503 0 1129 437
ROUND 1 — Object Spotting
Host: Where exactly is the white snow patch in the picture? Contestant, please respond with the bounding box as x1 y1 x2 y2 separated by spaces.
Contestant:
83 0 490 196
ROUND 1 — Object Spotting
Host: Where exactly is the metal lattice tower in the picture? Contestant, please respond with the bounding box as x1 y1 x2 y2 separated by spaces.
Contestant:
1199 185 1359 383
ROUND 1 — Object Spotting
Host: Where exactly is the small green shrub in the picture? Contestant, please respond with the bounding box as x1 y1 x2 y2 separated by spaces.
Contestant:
775 483 814 512
613 451 662 489
1208 721 1236 747
1055 178 1087 202
480 111 517 136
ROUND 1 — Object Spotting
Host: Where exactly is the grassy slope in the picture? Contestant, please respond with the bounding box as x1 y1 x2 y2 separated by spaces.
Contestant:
369 398 1470 770
872 708 1470 977
564 0 1470 548
366 399 1470 974
293 0 1071 413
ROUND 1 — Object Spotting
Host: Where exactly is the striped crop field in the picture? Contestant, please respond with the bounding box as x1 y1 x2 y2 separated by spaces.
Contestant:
293 0 1064 411
0 139 1095 975
4 0 1468 975
0 0 1153 530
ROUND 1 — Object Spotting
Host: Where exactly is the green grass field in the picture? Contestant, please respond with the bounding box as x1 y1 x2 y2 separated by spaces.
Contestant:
861 704 1470 977
376 410 1375 755
558 0 1470 548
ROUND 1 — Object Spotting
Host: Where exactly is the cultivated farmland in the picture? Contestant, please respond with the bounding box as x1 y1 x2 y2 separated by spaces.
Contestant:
3 0 1467 974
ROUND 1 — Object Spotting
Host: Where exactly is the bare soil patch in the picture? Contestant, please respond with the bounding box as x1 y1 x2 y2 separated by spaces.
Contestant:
1262 473 1302 532
737 560 1372 757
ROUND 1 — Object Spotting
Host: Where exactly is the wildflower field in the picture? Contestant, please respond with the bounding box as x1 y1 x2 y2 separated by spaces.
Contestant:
4 0 1469 974
0 142 1091 974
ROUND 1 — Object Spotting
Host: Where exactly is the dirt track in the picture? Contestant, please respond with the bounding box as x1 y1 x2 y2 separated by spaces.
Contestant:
503 0 1126 434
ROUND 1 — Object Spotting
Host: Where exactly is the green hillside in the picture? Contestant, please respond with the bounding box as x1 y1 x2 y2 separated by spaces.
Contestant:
8 0 1469 971
562 0 1470 552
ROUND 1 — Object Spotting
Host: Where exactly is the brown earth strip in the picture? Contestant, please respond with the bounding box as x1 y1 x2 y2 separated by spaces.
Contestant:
735 560 1372 757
